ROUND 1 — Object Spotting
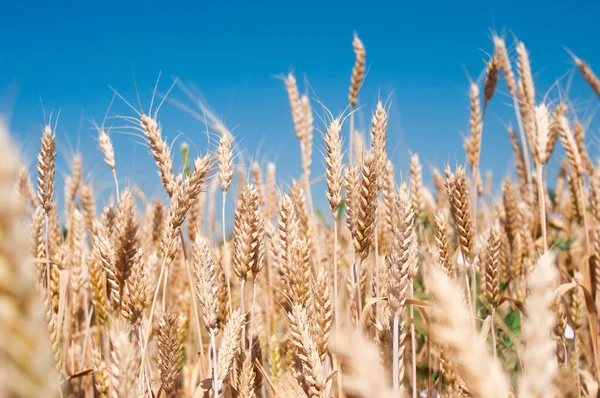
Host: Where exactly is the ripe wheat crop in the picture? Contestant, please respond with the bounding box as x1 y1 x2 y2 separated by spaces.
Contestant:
3 32 600 398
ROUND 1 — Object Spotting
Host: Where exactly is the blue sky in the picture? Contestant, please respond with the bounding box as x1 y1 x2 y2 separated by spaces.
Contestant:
1 0 599 219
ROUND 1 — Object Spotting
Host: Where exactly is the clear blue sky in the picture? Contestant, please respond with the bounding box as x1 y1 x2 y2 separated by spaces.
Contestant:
1 0 599 216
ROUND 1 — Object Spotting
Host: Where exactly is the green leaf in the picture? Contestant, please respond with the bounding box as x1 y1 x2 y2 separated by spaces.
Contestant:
551 236 572 252
504 307 521 341
180 142 191 177
423 215 431 230
337 199 346 220
315 209 329 226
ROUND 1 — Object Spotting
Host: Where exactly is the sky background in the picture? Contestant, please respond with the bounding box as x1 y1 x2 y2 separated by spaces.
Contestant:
1 0 599 226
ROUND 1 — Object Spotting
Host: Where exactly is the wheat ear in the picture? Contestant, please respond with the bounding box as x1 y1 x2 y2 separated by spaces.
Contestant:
517 252 559 398
426 266 509 398
0 117 57 396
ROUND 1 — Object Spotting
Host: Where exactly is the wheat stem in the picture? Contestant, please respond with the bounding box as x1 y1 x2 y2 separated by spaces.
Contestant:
162 265 169 314
491 306 497 361
222 191 233 314
240 278 246 351
249 280 257 350
332 220 342 398
374 224 380 297
112 168 120 202
512 93 534 201
211 331 218 398
464 272 474 329
393 315 399 392
179 230 206 374
410 282 417 398
349 113 355 165
353 257 363 320
537 163 548 251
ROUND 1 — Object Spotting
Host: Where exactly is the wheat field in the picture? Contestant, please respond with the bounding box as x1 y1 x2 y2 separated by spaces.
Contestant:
2 32 600 398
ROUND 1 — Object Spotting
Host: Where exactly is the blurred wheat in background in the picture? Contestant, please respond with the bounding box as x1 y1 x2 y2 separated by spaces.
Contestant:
3 31 600 398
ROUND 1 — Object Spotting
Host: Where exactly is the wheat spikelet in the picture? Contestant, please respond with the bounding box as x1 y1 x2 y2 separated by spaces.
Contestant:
141 114 176 196
30 206 46 284
557 114 584 179
387 185 414 392
432 167 448 206
37 125 56 214
445 166 474 264
158 310 182 396
382 160 395 249
98 128 116 170
232 183 264 282
268 331 282 381
311 268 333 362
188 194 202 242
554 294 567 339
535 103 550 165
356 151 378 261
483 170 493 199
591 171 600 223
87 231 109 326
68 208 85 295
511 232 525 279
493 35 516 98
0 120 56 396
237 352 257 398
18 167 38 208
485 221 501 308
573 120 594 175
92 348 110 397
502 179 521 244
111 190 139 310
410 153 424 224
218 132 234 192
288 230 311 307
299 94 314 181
349 32 366 108
285 73 304 140
426 267 509 398
517 42 535 107
277 194 298 298
216 310 244 392
467 83 483 171
208 166 222 237
94 227 120 312
483 55 500 110
325 117 344 215
287 304 325 397
161 155 211 258
44 295 62 375
193 235 219 332
330 328 396 398
567 171 583 223
251 162 265 207
573 54 600 99
435 211 453 278
370 100 389 188
216 252 230 330
49 255 60 313
125 248 146 325
109 324 139 397
518 252 559 398
265 162 278 219
570 273 584 330
547 104 566 159
508 127 529 200
80 183 97 233
290 180 311 246
101 205 116 237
